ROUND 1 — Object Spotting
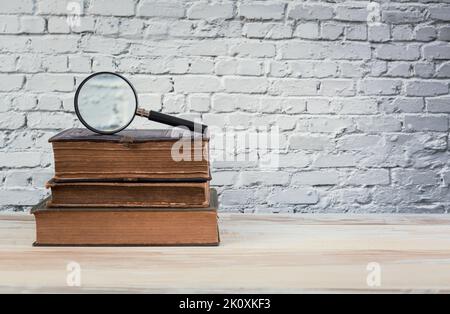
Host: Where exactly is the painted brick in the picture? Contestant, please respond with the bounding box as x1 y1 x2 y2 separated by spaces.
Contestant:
239 4 285 20
0 74 24 91
0 0 33 14
288 4 334 21
223 77 268 94
27 74 74 92
237 171 290 187
424 43 450 60
335 4 368 22
173 76 221 93
427 97 450 113
405 115 449 132
376 44 421 61
89 0 135 16
406 81 449 97
0 113 26 129
346 170 390 186
292 170 340 186
0 152 41 168
360 79 402 96
188 3 234 21
268 188 319 205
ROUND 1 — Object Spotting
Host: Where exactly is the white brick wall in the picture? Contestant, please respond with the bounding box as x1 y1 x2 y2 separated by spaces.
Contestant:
0 0 450 213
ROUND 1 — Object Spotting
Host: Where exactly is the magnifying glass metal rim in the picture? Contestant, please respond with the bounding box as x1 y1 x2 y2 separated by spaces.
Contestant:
74 71 138 135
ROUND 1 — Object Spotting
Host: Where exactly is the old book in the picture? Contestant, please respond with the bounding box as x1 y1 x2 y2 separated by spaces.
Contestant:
32 189 219 246
46 179 210 208
50 128 210 181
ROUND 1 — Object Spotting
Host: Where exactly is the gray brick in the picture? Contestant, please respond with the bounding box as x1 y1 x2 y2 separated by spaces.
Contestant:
221 190 255 206
382 9 427 24
429 6 450 21
427 97 450 113
292 170 340 186
268 188 319 205
406 81 449 97
414 63 435 78
0 112 26 129
277 152 310 168
294 22 319 39
356 116 402 132
224 77 268 94
239 4 285 20
346 170 390 186
330 42 371 60
438 26 450 41
386 62 413 78
436 63 450 78
0 152 42 168
89 0 135 16
415 26 437 42
360 79 402 96
237 171 290 187
187 3 234 21
231 42 275 58
289 134 333 151
0 189 45 206
211 171 237 186
391 25 414 41
281 42 371 60
288 4 334 21
423 43 450 60
443 172 450 187
320 79 355 96
405 115 449 132
392 169 441 186
314 154 358 168
0 74 24 91
384 98 424 113
0 0 33 14
335 4 368 22
138 1 185 17
346 24 367 41
337 98 378 114
376 44 420 61
269 79 318 96
368 24 390 42
321 22 345 40
337 135 383 151
244 23 293 39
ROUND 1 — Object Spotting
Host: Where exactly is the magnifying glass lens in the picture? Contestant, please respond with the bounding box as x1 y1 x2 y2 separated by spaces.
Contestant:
76 73 137 134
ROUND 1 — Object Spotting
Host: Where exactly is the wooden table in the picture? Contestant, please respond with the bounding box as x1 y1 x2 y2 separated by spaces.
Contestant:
1 214 450 293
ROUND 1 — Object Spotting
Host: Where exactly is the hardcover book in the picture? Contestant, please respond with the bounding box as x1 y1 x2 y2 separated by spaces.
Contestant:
46 179 210 208
33 189 219 246
49 128 210 181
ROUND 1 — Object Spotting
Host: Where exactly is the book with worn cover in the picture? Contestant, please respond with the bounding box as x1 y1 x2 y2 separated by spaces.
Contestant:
49 128 210 181
33 189 219 246
46 179 210 208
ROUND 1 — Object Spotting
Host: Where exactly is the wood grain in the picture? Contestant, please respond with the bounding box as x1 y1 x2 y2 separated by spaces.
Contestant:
1 214 450 293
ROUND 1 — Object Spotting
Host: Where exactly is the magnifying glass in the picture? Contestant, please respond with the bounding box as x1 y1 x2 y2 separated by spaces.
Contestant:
74 72 208 135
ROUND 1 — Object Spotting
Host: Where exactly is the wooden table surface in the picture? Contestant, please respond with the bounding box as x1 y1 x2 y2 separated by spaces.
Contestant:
1 214 450 294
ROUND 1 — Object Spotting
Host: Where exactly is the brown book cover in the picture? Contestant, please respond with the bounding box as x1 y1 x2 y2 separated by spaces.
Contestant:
32 189 219 247
49 129 210 181
46 179 210 208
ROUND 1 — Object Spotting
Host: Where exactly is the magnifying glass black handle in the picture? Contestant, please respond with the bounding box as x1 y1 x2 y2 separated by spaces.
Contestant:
145 110 208 134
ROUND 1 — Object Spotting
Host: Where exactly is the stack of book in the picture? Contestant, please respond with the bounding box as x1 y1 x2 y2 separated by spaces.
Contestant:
32 128 219 246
